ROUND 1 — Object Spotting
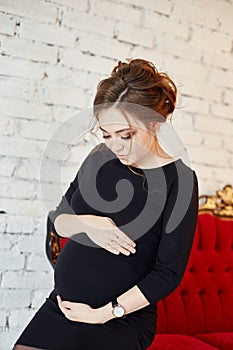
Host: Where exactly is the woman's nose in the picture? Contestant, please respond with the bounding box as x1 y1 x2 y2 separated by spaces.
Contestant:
106 139 124 154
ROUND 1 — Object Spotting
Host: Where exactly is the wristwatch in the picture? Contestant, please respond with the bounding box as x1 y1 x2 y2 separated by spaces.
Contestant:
111 298 126 318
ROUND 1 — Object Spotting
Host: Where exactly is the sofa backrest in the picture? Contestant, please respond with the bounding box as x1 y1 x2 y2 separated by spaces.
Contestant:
156 211 233 335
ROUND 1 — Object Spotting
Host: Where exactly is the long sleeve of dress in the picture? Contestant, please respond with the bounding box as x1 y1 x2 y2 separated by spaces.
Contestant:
136 169 199 305
48 145 98 238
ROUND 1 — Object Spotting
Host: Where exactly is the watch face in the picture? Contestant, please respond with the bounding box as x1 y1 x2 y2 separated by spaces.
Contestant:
113 305 125 317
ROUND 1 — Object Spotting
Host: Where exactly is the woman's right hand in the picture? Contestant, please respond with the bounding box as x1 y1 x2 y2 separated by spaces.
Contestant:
79 215 136 256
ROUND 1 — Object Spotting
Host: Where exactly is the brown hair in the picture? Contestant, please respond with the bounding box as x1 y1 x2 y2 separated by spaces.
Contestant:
89 58 177 182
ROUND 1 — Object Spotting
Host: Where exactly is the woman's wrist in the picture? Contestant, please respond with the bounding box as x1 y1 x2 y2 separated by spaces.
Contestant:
96 302 114 324
54 214 95 238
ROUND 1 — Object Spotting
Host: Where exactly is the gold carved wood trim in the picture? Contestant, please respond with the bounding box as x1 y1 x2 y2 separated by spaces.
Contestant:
198 184 233 218
50 232 61 266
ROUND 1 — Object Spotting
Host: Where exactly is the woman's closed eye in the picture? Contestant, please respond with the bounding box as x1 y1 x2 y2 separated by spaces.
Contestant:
102 131 136 140
102 134 131 140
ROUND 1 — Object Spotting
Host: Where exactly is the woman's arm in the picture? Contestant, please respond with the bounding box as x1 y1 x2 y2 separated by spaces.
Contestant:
49 145 99 238
98 170 199 322
53 213 97 238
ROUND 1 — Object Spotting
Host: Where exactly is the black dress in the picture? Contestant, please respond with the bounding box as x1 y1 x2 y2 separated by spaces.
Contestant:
14 142 199 350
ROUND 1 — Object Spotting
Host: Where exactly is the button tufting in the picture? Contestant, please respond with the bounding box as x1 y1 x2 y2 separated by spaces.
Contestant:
208 267 213 273
180 290 187 296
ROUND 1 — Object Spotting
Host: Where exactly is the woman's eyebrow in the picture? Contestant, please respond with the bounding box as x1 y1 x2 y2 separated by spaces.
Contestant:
99 126 131 133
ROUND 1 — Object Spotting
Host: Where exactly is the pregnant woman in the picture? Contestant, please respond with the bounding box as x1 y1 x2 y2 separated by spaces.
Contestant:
13 58 199 350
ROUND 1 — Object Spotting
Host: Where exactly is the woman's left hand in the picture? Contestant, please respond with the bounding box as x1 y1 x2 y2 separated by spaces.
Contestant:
56 295 103 324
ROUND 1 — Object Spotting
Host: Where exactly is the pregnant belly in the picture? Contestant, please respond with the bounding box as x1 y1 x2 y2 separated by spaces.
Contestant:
54 238 153 308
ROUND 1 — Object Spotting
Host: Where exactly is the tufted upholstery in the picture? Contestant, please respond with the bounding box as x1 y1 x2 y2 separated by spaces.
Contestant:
147 212 233 349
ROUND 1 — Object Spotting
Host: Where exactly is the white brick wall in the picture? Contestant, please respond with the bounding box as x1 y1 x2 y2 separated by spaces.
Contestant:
0 0 233 348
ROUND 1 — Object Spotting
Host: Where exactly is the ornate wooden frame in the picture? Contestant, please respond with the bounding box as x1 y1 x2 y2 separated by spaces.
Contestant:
199 183 233 219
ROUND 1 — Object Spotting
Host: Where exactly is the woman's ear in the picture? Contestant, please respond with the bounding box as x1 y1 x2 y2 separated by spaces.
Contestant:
148 121 161 134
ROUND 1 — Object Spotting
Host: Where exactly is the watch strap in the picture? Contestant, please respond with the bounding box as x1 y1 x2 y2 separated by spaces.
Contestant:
111 298 118 307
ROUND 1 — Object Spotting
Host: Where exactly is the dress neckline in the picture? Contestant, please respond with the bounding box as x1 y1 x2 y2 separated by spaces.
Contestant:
116 157 182 171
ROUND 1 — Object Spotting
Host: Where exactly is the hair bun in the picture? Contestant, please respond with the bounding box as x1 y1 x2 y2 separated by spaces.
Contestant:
94 57 177 118
111 58 177 116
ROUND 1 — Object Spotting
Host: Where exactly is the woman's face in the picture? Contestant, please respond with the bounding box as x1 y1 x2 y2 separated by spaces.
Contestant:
98 108 158 168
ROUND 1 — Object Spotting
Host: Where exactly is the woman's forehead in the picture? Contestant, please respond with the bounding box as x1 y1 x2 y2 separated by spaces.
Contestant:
98 109 144 131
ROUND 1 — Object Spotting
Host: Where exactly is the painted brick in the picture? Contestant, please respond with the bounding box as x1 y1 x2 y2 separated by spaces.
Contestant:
0 237 12 251
191 26 232 52
31 289 51 308
181 80 221 102
2 270 53 289
0 177 36 199
0 0 58 23
144 12 190 40
223 89 233 105
0 135 43 159
203 133 223 149
0 78 34 100
179 96 209 115
44 63 102 91
196 0 233 34
118 22 155 48
0 14 16 35
0 116 19 137
16 159 41 181
9 308 40 330
188 146 228 167
195 115 233 136
12 235 47 254
0 251 25 270
131 46 164 68
26 253 52 272
93 0 141 25
0 330 24 350
0 98 53 121
20 119 58 141
62 50 115 74
63 10 115 36
157 35 202 62
20 20 76 47
0 56 45 80
48 0 88 11
203 49 233 70
1 198 44 216
78 32 132 59
123 0 172 15
212 166 233 184
0 310 7 327
0 288 31 308
7 215 34 234
1 36 58 63
36 82 88 108
172 0 219 29
0 215 8 233
210 102 233 120
0 157 16 177
208 68 233 89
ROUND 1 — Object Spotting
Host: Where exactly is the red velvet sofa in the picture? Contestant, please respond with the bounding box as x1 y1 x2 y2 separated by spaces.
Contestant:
46 184 233 349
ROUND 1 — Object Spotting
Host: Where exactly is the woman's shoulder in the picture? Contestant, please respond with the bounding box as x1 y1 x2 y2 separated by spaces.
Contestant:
162 158 198 195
